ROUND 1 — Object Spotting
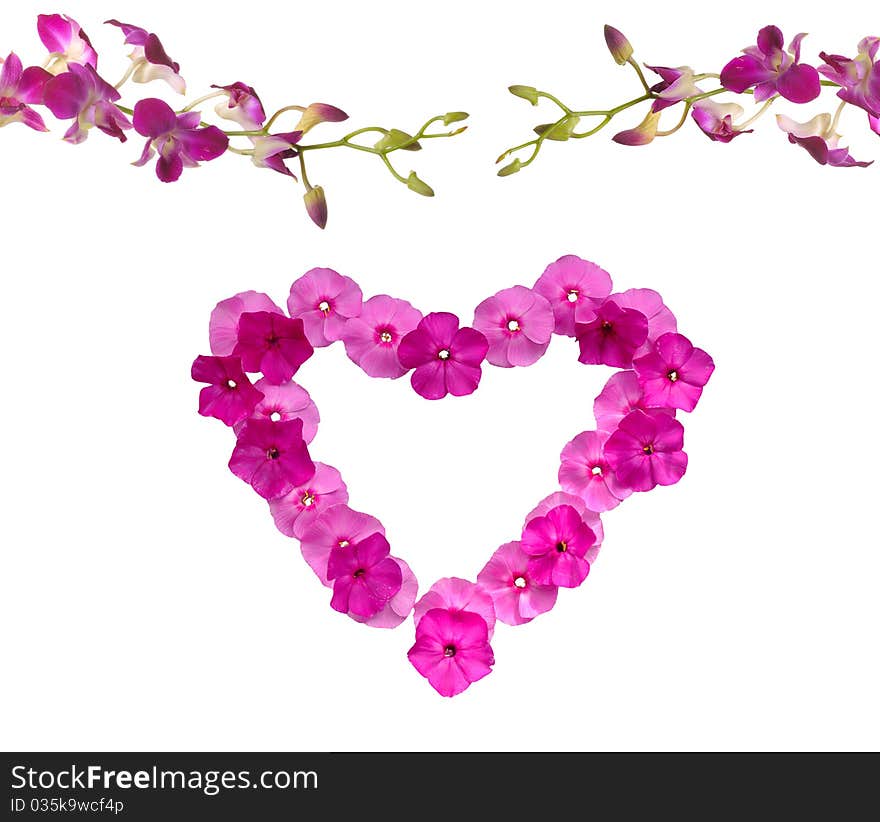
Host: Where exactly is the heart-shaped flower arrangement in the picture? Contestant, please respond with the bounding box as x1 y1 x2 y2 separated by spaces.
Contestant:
191 256 715 696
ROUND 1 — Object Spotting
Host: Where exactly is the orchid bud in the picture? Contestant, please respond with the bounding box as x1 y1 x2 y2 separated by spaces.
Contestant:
509 85 539 105
294 103 348 135
604 25 633 65
497 158 521 177
406 171 434 197
612 110 661 146
303 185 328 229
543 115 581 141
375 129 422 151
443 111 469 125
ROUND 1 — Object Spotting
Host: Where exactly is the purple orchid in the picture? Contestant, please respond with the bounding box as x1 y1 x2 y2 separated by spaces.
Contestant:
721 25 821 103
691 99 753 142
819 37 880 118
105 19 185 94
0 53 51 132
44 64 131 144
250 131 302 177
776 112 872 167
647 65 703 111
37 13 98 74
212 81 266 130
132 98 228 182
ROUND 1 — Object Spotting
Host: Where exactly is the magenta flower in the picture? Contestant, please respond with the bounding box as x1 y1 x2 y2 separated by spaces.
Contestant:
397 312 489 400
525 492 603 564
0 53 51 132
105 19 185 93
233 378 319 442
721 25 821 103
691 100 753 142
250 131 302 177
576 300 648 368
268 463 348 539
209 291 283 356
472 285 555 367
408 608 494 697
350 557 418 629
43 64 131 144
232 311 313 384
287 268 364 348
37 13 97 74
413 577 497 639
327 532 403 619
633 333 715 412
211 81 266 130
777 112 872 168
608 288 677 359
558 430 632 512
520 504 595 588
604 409 687 492
228 417 315 500
532 255 613 336
132 98 228 182
191 354 264 427
477 542 558 626
870 114 880 135
819 37 880 118
298 504 385 586
342 295 423 378
593 369 673 433
647 65 703 111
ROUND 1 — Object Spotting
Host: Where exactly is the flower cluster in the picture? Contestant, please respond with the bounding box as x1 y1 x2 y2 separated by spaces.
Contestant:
1 13 469 228
192 255 714 696
498 24 879 173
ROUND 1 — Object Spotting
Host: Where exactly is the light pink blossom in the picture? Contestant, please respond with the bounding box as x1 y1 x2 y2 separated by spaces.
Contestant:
209 291 284 357
413 577 496 639
477 542 558 626
472 285 554 367
287 268 364 347
298 504 385 586
558 430 632 512
532 255 613 336
341 295 423 378
268 463 348 538
232 378 319 442
593 370 674 433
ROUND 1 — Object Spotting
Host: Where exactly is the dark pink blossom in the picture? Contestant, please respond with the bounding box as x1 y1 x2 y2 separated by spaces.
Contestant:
232 311 313 384
191 354 264 426
520 504 595 588
349 557 418 629
299 504 385 586
228 417 315 500
37 13 97 73
472 285 555 367
721 25 821 103
43 63 131 144
397 312 489 400
268 463 348 539
604 409 687 492
525 492 603 564
211 81 266 129
132 98 228 182
327 532 403 619
105 19 185 93
576 300 648 368
533 255 613 336
0 53 51 132
209 291 284 357
342 295 423 379
593 370 674 433
691 100 753 143
413 577 497 639
558 430 632 512
607 288 678 359
287 268 363 347
408 607 494 697
647 65 703 111
633 333 715 412
777 112 872 168
250 131 302 177
819 37 880 118
477 542 558 626
232 378 319 442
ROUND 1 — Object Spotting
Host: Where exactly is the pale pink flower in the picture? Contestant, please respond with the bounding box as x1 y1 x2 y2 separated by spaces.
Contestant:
472 285 555 367
593 370 674 433
558 430 632 512
268 463 348 538
209 291 283 356
287 268 363 347
477 542 558 626
298 504 384 586
533 255 613 336
341 295 423 378
413 577 496 639
232 378 319 443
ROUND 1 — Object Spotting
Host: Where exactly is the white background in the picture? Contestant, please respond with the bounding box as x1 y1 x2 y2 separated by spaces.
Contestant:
2 0 878 751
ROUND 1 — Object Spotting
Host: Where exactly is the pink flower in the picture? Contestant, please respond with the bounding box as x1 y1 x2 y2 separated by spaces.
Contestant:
211 81 266 130
612 110 662 146
228 418 315 500
327 532 403 619
576 300 648 368
37 13 97 74
413 577 497 638
593 370 674 433
604 24 633 65
43 64 131 144
407 608 494 697
250 131 302 177
633 333 715 412
132 98 228 182
287 268 364 348
341 295 423 378
604 409 687 492
533 255 613 336
647 65 703 111
209 291 283 357
105 19 185 93
477 542 558 626
558 430 632 512
298 504 384 586
232 311 313 384
721 26 821 103
232 378 319 442
472 285 555 367
776 112 872 168
525 492 603 564
819 37 880 118
0 53 51 132
397 312 489 400
350 557 418 629
691 100 753 143
191 354 264 426
268 463 348 538
607 288 677 359
520 504 595 588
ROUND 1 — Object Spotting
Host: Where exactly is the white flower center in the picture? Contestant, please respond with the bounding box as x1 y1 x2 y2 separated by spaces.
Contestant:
438 349 450 360
507 319 521 332
591 465 603 476
567 290 579 303
301 492 315 507
318 300 331 314
338 539 350 548
380 331 393 343
226 379 237 389
668 370 679 382
269 411 282 422
513 576 527 589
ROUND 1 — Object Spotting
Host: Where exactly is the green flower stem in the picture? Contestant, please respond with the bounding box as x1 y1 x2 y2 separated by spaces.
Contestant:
263 104 306 131
656 102 692 137
182 90 226 112
739 96 777 129
627 57 652 93
536 91 572 114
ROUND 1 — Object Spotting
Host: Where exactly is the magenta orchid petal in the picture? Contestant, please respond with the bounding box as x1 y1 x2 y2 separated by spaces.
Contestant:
477 541 558 626
106 19 185 93
299 504 385 586
268 463 347 539
777 112 873 168
287 268 364 348
691 99 753 142
604 409 688 492
473 285 554 367
212 81 266 129
44 64 131 144
37 14 98 73
0 53 51 132
819 37 880 118
232 311 314 384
